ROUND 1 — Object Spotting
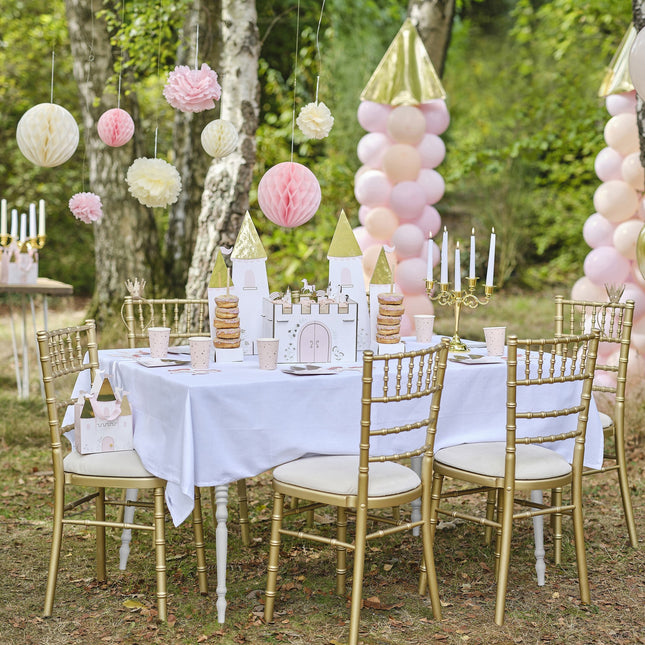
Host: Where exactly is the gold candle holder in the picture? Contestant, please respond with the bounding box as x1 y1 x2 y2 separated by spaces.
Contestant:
0 234 46 251
425 277 494 352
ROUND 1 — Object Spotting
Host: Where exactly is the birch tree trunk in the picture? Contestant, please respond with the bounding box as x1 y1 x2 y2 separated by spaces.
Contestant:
185 0 260 299
408 0 456 77
65 0 160 323
634 2 645 169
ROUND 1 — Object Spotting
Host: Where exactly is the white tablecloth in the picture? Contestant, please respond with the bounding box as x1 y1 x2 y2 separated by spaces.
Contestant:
65 340 602 526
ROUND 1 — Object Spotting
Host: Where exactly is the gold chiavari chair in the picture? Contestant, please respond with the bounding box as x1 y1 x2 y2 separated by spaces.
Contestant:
264 340 450 645
121 295 251 546
37 320 208 621
554 295 638 551
425 332 599 625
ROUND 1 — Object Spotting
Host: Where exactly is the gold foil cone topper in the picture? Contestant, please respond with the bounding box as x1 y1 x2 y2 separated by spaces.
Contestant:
599 24 636 97
231 211 267 260
370 246 393 285
360 18 446 106
209 249 233 288
328 210 362 258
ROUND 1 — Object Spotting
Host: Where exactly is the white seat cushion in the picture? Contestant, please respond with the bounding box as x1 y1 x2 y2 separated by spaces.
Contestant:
434 441 571 480
598 412 613 429
64 449 155 478
273 455 420 498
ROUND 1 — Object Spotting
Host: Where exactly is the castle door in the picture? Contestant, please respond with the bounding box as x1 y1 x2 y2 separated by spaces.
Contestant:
298 322 331 363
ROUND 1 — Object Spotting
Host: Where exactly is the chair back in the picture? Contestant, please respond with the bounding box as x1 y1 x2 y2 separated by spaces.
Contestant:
506 331 600 477
122 296 210 348
37 320 100 470
359 339 450 496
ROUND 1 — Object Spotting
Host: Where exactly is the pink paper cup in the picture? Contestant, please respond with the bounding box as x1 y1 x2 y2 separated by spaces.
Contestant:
483 326 506 357
414 314 435 343
148 327 171 359
257 337 279 370
189 337 211 372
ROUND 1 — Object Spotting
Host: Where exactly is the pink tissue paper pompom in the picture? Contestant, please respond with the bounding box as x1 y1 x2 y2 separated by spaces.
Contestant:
97 108 134 147
163 63 222 113
258 162 321 228
69 192 103 224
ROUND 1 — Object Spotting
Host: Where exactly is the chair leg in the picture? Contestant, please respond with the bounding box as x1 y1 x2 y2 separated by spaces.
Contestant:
96 488 106 582
552 487 563 565
571 475 590 605
494 490 503 580
421 474 442 619
348 504 369 645
236 479 251 547
419 471 443 596
43 488 65 617
615 433 638 547
336 506 348 596
493 487 514 626
193 487 209 595
264 490 285 623
153 487 168 622
484 489 496 546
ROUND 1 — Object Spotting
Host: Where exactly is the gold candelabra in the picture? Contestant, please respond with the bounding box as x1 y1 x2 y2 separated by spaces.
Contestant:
0 233 47 252
426 277 494 352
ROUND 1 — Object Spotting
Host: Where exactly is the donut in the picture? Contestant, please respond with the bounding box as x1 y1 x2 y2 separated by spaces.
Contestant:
377 315 400 327
376 333 400 344
376 324 400 336
215 295 239 308
216 328 241 340
216 307 239 319
213 317 240 329
379 304 405 317
377 292 404 305
214 338 241 349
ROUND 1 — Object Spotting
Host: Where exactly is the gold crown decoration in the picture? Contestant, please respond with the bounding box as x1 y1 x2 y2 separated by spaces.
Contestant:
360 18 446 106
370 246 393 285
598 24 636 97
231 211 267 260
209 248 234 288
327 210 363 258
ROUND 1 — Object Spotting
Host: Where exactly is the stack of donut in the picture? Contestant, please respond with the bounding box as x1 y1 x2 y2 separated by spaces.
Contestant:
376 292 404 345
213 295 241 349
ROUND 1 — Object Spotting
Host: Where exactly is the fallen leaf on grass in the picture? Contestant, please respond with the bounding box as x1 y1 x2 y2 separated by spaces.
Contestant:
122 599 145 610
362 596 404 610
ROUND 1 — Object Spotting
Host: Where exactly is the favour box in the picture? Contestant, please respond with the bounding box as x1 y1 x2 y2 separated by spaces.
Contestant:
74 377 133 454
0 245 38 285
261 297 358 364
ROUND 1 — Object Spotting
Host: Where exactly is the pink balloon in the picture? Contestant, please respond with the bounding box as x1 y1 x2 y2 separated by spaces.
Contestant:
621 152 645 191
631 331 645 354
613 218 644 260
395 257 427 294
357 132 391 167
623 283 645 320
571 276 608 302
419 100 450 135
382 144 422 183
632 263 645 289
594 147 623 182
417 168 445 205
400 293 434 337
417 133 446 169
386 106 426 145
583 246 631 285
389 181 426 220
353 225 377 251
358 205 370 225
357 101 391 132
354 169 392 207
97 108 134 147
604 113 639 156
364 206 399 241
414 205 442 237
605 91 637 116
582 212 614 248
257 162 321 228
391 223 425 260
593 180 639 222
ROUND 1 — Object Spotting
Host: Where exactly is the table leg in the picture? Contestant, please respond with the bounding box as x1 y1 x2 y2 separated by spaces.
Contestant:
30 295 44 399
410 455 421 536
8 303 22 398
530 490 546 586
214 484 229 623
119 489 139 570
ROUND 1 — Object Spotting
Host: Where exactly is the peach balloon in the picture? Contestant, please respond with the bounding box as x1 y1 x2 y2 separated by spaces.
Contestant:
390 180 426 220
594 146 623 182
386 105 426 145
621 152 645 191
593 180 639 222
613 219 644 260
382 144 422 183
583 212 614 248
417 133 446 169
605 91 637 116
604 113 639 156
354 169 392 207
391 223 425 260
357 132 391 167
395 257 427 294
364 206 399 241
357 101 391 132
419 99 450 135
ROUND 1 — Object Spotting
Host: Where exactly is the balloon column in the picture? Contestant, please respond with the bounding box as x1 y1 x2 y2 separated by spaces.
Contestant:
574 25 645 381
353 19 448 336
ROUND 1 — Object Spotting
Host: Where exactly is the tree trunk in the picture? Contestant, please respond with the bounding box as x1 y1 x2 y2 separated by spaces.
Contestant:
634 2 645 169
65 0 160 324
408 0 456 77
185 0 260 299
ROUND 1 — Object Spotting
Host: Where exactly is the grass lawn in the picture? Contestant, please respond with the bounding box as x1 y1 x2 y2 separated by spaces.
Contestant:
0 290 643 644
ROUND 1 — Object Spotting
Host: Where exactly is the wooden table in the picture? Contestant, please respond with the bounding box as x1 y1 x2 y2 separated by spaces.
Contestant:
0 277 73 398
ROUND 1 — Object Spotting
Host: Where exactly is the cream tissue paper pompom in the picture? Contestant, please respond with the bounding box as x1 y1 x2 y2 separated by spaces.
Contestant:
163 63 222 113
296 102 334 139
69 192 103 224
201 119 238 158
126 158 182 208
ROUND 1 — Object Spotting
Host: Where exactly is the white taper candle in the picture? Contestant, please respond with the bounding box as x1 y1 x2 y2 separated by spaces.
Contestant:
426 235 433 282
10 209 18 239
39 199 46 237
440 227 448 284
0 200 6 237
486 228 496 287
29 203 37 239
455 241 461 292
469 228 475 279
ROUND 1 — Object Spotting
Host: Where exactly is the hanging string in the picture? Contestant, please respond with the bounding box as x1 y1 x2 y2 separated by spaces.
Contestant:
117 0 126 109
194 0 201 69
314 0 326 103
290 0 301 162
153 0 165 159
50 52 55 103
79 0 96 192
